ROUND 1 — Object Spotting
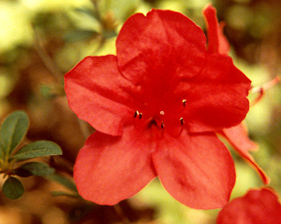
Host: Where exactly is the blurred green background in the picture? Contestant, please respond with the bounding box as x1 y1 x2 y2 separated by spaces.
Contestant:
0 0 281 223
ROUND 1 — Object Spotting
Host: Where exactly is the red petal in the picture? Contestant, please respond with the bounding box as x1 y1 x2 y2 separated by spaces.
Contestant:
222 123 258 152
116 9 207 85
64 55 136 136
217 188 281 224
152 129 236 209
203 4 230 54
221 124 270 184
73 126 157 205
186 55 251 132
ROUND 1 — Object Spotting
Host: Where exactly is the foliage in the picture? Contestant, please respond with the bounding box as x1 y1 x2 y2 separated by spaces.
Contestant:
0 111 62 199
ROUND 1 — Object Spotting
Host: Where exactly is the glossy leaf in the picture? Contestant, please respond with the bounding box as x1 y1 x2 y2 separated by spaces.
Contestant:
0 111 29 156
74 7 99 20
14 167 33 177
0 145 4 159
11 140 62 161
51 191 79 198
68 204 95 222
16 162 55 177
47 173 77 193
2 176 24 199
64 30 99 43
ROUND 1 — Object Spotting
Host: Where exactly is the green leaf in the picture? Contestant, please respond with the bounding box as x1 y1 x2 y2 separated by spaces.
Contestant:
13 167 33 177
69 205 95 222
2 176 24 199
46 173 77 193
11 140 62 161
74 7 99 19
51 191 79 198
0 111 29 156
64 30 99 43
15 162 55 177
102 30 117 39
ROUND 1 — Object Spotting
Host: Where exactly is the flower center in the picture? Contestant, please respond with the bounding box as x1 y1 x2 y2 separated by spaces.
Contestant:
133 98 187 137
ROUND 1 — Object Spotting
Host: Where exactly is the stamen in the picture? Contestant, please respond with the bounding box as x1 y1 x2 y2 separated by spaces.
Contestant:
179 117 184 125
161 121 165 129
249 76 280 107
160 111 165 116
171 117 185 137
139 113 143 119
250 76 280 93
250 89 264 107
134 110 139 118
182 99 187 106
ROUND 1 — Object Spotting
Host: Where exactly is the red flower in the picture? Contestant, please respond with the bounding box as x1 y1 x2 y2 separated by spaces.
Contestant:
203 5 270 184
219 124 270 184
203 4 230 55
217 188 281 224
65 5 251 209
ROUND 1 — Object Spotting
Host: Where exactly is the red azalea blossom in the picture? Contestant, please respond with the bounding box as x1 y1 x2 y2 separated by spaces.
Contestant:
219 124 270 184
203 4 230 55
217 188 281 224
65 5 251 209
203 5 271 184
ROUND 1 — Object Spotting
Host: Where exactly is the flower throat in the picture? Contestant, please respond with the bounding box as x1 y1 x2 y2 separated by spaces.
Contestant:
133 99 187 138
